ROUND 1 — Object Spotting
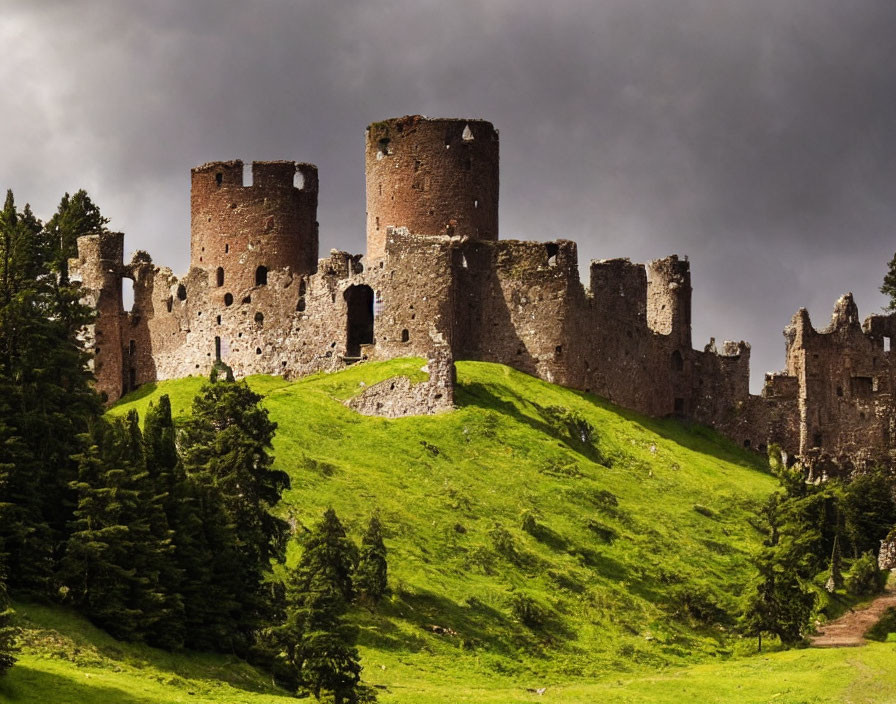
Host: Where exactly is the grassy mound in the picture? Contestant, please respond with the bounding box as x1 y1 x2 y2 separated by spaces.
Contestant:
11 358 843 702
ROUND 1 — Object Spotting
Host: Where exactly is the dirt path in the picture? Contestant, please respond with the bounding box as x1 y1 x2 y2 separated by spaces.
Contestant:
810 587 896 647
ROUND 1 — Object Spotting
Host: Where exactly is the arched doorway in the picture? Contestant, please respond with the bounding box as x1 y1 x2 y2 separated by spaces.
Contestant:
344 285 374 358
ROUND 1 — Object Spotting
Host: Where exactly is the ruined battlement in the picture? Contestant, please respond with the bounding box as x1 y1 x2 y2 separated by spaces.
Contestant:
70 115 896 473
366 116 499 260
190 159 319 292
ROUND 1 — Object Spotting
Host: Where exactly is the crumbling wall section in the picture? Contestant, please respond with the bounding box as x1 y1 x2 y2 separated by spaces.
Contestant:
453 238 582 387
778 295 896 477
70 232 127 401
347 346 455 418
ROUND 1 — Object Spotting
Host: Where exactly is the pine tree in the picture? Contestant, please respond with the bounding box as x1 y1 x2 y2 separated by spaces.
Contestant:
0 190 103 596
43 189 109 281
741 495 815 649
882 252 896 311
180 378 290 650
355 513 387 606
0 564 18 676
60 415 170 641
278 509 361 703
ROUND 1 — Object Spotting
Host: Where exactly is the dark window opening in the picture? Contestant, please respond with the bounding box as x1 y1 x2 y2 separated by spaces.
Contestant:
546 242 559 267
176 284 187 301
297 297 306 312
256 347 262 355
813 432 823 448
242 295 252 304
851 376 873 397
555 345 563 357
743 439 751 448
216 315 221 325
255 311 264 326
129 368 136 390
401 329 409 343
836 386 843 397
344 284 375 358
216 267 224 287
225 243 230 254
215 336 221 361
166 296 173 313
129 339 136 356
215 172 223 186
671 350 684 372
224 293 233 307
255 266 268 286
673 397 685 415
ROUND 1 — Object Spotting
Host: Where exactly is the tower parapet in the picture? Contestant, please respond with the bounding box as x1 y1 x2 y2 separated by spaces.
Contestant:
646 255 692 349
365 116 499 260
190 160 319 295
69 231 127 401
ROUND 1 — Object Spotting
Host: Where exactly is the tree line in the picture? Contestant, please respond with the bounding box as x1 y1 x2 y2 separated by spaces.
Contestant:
741 447 896 650
0 190 386 702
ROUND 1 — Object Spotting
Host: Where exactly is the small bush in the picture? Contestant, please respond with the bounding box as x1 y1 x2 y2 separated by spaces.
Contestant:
693 504 717 519
668 584 728 626
490 525 517 561
466 545 495 575
585 519 617 544
845 552 887 597
520 510 538 535
510 593 546 630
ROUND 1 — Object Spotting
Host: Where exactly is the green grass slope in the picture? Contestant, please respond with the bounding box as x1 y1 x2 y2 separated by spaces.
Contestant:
17 359 889 703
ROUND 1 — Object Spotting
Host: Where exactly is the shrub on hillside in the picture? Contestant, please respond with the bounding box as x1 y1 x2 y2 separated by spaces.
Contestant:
510 593 546 630
845 552 887 597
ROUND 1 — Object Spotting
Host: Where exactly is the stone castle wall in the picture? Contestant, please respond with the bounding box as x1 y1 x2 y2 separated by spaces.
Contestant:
68 114 896 472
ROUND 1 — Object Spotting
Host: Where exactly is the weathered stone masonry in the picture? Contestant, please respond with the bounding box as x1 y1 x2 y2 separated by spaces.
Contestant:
69 115 896 472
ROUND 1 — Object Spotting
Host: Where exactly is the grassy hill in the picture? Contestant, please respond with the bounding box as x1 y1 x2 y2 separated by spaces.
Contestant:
7 359 893 702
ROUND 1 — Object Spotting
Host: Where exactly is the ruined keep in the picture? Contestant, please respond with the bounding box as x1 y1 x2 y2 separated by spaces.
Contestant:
69 115 896 473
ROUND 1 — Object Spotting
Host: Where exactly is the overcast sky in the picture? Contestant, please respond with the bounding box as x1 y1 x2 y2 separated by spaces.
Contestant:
3 0 895 391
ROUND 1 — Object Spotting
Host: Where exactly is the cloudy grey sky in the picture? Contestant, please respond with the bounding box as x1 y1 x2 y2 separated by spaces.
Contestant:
3 0 895 391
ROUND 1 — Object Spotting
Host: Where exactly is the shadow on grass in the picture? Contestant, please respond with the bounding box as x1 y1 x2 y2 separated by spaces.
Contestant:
15 602 281 699
458 373 769 473
114 382 159 405
364 587 520 656
1 664 155 704
457 382 607 465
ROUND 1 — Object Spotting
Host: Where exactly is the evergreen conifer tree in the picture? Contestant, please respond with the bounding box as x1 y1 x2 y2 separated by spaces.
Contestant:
0 564 18 676
180 378 290 650
60 415 170 641
278 509 361 703
0 190 103 596
355 513 388 606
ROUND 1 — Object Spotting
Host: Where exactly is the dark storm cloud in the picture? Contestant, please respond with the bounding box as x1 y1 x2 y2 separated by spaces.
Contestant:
3 0 896 390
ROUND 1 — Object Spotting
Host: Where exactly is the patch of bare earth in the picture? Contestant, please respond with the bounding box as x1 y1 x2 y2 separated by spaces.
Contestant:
810 586 896 648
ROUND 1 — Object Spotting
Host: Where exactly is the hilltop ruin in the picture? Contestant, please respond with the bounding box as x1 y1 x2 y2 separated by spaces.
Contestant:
69 115 896 475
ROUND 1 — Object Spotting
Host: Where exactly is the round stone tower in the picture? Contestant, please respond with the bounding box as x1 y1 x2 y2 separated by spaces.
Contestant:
190 160 319 294
365 116 499 260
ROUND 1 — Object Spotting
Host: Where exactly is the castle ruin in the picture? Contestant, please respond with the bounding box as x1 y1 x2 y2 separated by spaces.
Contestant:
69 115 896 475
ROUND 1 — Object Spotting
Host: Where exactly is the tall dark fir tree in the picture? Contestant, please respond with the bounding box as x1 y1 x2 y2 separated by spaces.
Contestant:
180 376 290 651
